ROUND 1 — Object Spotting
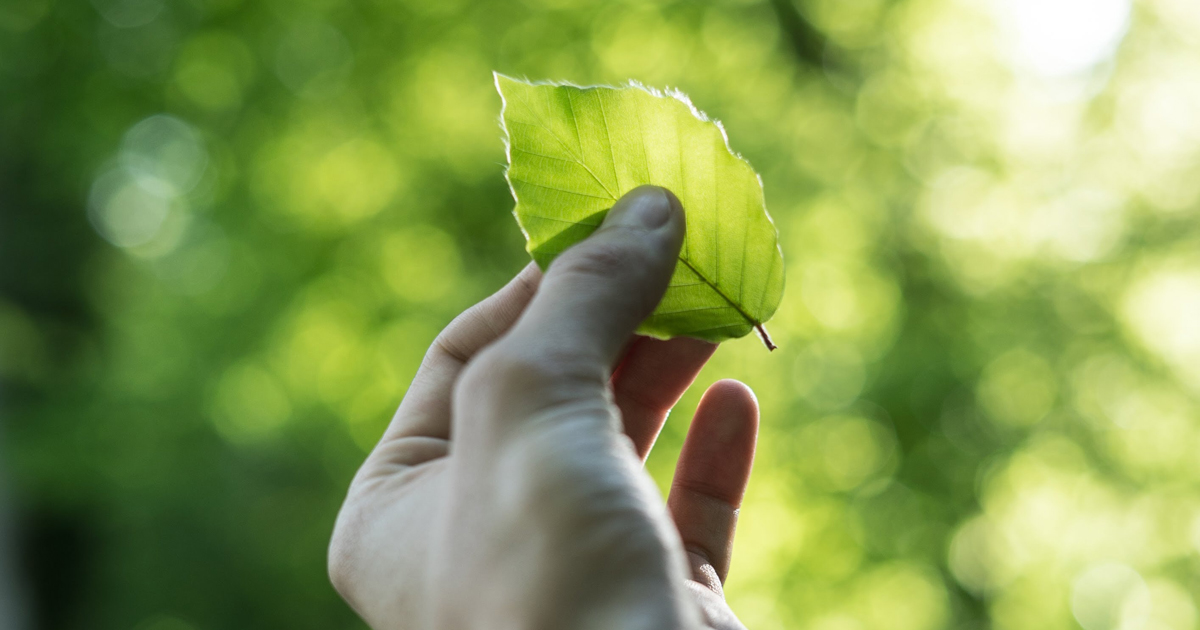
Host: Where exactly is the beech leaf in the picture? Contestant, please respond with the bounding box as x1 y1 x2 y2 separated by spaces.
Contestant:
496 73 785 349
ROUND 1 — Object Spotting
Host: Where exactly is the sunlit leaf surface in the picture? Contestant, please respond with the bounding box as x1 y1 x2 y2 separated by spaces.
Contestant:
497 74 784 345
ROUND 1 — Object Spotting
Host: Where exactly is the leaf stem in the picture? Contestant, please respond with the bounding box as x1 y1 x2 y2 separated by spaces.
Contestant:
677 257 776 351
755 324 777 352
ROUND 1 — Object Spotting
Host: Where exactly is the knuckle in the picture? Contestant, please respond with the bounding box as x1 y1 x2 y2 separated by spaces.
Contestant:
455 342 603 417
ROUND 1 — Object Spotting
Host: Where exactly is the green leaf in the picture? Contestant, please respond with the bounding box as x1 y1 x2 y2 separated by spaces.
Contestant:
495 73 785 349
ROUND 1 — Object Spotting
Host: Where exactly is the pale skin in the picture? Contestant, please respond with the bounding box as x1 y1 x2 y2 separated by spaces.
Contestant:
329 186 758 629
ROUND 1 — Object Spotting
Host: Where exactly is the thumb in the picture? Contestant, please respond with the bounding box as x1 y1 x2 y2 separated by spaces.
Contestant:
505 185 685 370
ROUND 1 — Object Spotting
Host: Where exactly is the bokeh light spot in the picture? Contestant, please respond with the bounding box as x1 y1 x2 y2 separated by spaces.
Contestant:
949 516 1004 595
1122 264 1200 393
381 226 463 304
0 0 52 32
316 138 400 222
858 563 949 630
700 7 779 69
273 21 352 99
800 414 895 492
173 31 256 113
97 13 179 78
592 8 685 83
393 45 500 176
88 169 176 249
210 361 292 443
977 348 1057 428
120 114 208 195
1146 578 1198 630
793 341 866 410
1070 563 1151 630
91 0 163 28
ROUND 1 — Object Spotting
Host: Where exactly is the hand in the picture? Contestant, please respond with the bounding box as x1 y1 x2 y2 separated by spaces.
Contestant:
329 186 758 629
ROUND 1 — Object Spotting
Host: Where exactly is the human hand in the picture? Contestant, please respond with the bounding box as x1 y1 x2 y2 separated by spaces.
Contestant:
329 186 758 629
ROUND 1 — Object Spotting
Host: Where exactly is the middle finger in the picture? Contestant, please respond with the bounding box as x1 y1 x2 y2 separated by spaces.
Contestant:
610 336 716 460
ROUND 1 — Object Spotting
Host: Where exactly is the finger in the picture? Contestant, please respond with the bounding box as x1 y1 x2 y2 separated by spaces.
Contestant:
667 380 758 586
383 262 541 442
612 336 716 460
469 186 686 419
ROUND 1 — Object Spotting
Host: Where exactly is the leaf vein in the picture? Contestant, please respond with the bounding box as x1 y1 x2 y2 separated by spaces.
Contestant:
655 304 738 316
597 90 620 194
677 257 760 328
509 93 616 200
677 322 748 335
510 177 616 201
524 213 601 227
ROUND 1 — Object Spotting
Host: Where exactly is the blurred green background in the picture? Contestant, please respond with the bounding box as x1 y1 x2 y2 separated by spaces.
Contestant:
4 0 1200 628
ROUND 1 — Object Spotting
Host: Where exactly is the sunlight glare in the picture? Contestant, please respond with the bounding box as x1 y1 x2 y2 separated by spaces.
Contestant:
993 0 1131 78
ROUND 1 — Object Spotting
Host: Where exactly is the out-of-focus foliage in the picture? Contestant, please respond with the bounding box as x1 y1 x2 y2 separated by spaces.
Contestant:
3 0 1200 628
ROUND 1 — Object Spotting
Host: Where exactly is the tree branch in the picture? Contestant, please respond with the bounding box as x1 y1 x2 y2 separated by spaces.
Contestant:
767 0 827 69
